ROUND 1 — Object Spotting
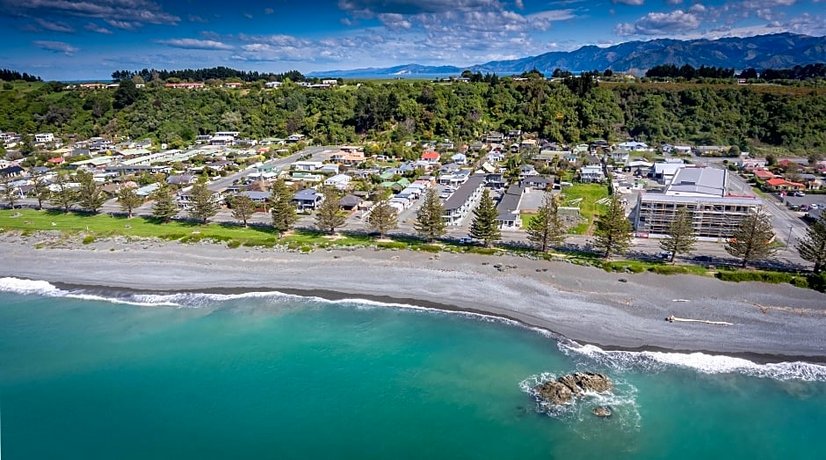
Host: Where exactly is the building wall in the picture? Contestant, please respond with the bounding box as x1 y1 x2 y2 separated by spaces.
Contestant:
635 196 762 238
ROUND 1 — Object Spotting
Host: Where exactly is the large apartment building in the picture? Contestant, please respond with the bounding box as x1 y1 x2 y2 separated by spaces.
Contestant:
635 167 763 238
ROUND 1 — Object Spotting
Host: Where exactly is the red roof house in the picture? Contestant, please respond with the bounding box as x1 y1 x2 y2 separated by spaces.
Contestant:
47 156 65 164
766 177 805 191
753 168 775 180
421 151 441 163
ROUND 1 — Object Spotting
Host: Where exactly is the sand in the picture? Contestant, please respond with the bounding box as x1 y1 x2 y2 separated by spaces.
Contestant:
2 233 825 362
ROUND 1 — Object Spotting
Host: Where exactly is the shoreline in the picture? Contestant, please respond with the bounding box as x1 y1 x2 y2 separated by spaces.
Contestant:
2 233 826 363
42 281 826 365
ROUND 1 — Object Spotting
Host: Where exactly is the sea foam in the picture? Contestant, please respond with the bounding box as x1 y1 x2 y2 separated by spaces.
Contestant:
560 342 826 382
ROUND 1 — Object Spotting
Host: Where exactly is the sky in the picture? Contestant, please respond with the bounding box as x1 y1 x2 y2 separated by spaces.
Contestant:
1 0 824 80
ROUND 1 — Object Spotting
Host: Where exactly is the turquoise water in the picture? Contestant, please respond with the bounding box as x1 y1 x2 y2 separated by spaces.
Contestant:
1 281 825 459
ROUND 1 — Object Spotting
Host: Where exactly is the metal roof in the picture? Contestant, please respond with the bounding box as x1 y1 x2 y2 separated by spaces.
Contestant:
443 174 485 211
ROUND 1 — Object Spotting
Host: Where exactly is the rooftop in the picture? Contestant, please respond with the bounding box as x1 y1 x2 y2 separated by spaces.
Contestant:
665 167 726 197
444 174 485 211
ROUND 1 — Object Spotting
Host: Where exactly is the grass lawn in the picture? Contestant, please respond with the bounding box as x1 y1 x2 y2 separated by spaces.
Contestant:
520 213 536 227
561 183 610 235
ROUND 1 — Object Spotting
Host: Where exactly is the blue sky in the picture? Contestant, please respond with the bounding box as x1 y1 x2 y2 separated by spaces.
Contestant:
1 0 824 80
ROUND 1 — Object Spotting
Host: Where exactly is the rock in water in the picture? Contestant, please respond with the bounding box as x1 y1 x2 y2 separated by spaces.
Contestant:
592 406 612 418
533 372 613 405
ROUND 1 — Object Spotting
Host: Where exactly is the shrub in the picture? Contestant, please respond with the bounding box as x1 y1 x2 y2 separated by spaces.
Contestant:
649 265 691 275
377 241 407 250
227 240 242 249
807 273 826 292
419 244 442 253
82 235 96 245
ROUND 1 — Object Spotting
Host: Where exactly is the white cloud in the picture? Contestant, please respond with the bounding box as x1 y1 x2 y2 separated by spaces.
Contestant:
612 0 645 5
615 9 700 35
84 22 112 34
157 38 234 51
105 19 141 30
2 0 179 26
34 18 74 32
33 40 78 55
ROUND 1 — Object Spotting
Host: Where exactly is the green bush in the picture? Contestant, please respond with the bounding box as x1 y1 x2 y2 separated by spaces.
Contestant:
807 272 826 292
377 241 407 250
715 270 794 284
227 240 241 249
649 265 691 275
466 247 498 255
81 235 96 245
419 244 442 253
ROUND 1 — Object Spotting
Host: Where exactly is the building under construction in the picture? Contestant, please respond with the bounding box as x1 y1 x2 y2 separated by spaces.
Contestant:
634 167 763 238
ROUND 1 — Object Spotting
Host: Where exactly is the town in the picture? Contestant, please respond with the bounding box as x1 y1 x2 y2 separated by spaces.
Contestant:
2 126 825 279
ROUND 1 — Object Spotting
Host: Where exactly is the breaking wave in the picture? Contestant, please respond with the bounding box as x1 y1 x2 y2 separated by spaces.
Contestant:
560 342 826 382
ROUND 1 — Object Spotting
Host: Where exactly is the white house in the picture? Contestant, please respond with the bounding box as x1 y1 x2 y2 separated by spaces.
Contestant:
580 165 605 183
324 174 352 190
292 161 323 171
265 81 283 89
35 133 55 144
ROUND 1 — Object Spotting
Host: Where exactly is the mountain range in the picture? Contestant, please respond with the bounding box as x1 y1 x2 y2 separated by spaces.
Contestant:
309 33 826 78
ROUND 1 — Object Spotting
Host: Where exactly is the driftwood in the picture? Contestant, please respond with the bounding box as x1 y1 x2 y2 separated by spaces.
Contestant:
665 315 733 326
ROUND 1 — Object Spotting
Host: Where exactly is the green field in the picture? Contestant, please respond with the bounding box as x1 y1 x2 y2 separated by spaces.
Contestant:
561 183 610 235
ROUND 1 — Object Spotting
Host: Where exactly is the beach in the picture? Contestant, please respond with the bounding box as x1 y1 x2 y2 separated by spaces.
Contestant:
2 232 825 361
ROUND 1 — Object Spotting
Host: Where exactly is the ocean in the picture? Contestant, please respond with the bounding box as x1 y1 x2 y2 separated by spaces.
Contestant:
1 277 824 459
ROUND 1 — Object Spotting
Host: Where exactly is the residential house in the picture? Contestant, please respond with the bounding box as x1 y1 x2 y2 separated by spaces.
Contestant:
240 191 271 204
324 174 352 190
164 82 205 89
0 165 24 178
330 147 365 165
753 168 775 181
421 151 441 164
265 81 283 89
694 145 728 156
486 131 504 144
765 178 805 192
292 161 323 171
521 175 554 190
451 153 467 165
798 173 824 190
496 185 525 229
34 133 54 144
340 194 363 210
579 165 605 183
287 134 305 143
319 164 341 175
167 174 197 186
653 160 686 185
293 189 323 210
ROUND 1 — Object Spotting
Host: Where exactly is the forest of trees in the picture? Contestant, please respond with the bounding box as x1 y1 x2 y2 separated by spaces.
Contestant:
0 69 42 82
1 77 824 152
743 64 826 81
645 64 736 79
110 67 305 83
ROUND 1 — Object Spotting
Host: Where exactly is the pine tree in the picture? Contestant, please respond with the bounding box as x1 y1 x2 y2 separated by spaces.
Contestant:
76 170 106 213
725 211 776 268
414 188 446 242
270 178 297 234
315 187 346 234
526 193 565 252
593 194 632 258
117 186 143 218
31 174 50 210
230 194 256 227
367 199 398 238
50 172 76 213
797 212 826 273
188 182 218 224
1 175 18 209
660 207 697 262
469 189 500 247
151 185 178 223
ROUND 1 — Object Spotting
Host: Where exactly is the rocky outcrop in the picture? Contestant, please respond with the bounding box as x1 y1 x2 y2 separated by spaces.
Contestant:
534 372 612 405
592 406 612 418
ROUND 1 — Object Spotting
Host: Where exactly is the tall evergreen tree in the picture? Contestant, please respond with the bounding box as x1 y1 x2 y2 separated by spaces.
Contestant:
50 172 76 213
150 185 178 222
76 170 106 213
415 188 446 242
526 194 565 252
117 186 143 218
797 212 826 273
593 195 632 258
270 179 297 234
660 207 697 262
230 194 256 227
469 189 500 247
725 211 776 267
31 174 50 210
367 199 398 238
315 187 347 234
1 175 18 209
188 182 218 224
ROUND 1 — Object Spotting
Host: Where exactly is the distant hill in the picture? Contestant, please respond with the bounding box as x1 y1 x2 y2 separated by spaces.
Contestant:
308 64 462 78
311 33 826 78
